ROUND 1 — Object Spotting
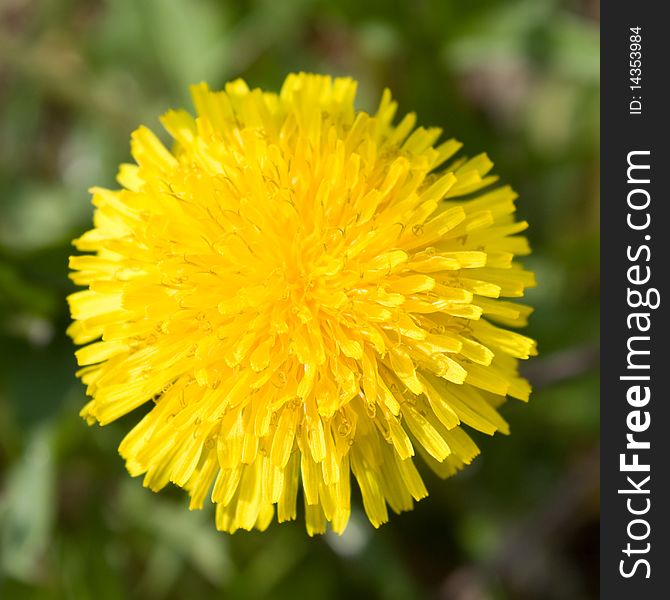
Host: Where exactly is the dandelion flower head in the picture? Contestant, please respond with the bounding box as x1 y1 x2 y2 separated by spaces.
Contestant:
68 73 537 535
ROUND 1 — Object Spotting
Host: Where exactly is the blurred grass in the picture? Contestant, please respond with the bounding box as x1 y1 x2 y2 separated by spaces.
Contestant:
0 1 599 599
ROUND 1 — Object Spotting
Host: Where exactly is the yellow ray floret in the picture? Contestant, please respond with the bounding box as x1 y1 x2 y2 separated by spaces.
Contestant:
68 72 537 535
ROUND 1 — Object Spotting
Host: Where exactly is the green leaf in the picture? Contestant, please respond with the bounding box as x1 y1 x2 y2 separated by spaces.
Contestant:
0 426 56 582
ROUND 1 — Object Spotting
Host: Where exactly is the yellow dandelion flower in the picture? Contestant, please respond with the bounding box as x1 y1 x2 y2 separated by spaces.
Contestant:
68 73 537 535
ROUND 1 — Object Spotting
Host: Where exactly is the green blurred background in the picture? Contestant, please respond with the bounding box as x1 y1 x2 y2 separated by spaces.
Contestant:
0 0 599 598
